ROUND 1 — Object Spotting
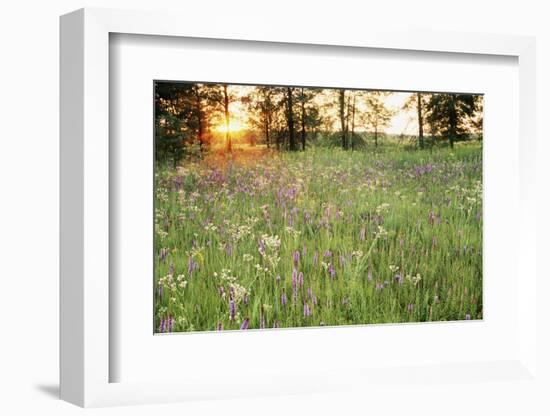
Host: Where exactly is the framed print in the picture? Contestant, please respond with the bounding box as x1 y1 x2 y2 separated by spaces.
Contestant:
60 8 539 408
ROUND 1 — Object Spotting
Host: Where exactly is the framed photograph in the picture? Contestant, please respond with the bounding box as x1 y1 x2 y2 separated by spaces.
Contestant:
60 8 538 408
151 79 484 334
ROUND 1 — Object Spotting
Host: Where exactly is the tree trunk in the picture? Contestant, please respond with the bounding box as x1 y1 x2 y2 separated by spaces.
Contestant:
339 89 346 149
195 90 204 152
264 118 270 148
416 93 424 149
350 95 356 150
374 125 378 148
449 94 457 149
223 84 232 152
287 87 296 151
300 88 306 151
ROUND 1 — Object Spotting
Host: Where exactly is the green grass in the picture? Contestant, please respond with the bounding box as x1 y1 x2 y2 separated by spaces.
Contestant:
154 142 482 332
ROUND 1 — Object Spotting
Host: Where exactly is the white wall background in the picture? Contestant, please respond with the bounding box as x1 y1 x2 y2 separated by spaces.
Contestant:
0 1 548 415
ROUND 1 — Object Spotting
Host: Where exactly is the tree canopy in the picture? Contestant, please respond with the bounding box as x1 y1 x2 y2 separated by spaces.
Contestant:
154 81 483 161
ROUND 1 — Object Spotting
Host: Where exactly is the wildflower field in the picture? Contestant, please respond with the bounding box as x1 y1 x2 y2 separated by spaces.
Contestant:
154 143 482 333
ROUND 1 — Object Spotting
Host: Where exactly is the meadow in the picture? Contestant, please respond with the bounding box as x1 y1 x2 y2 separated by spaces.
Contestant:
154 142 482 332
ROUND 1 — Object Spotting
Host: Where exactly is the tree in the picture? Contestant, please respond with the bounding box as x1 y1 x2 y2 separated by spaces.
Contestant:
426 93 478 148
469 95 484 141
222 84 232 152
295 87 322 150
286 87 297 151
189 84 223 152
242 86 278 148
154 82 208 164
403 92 427 149
362 91 394 148
348 91 358 150
338 89 348 149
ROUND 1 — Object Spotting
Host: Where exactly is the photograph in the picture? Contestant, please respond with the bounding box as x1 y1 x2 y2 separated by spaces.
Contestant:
154 81 483 333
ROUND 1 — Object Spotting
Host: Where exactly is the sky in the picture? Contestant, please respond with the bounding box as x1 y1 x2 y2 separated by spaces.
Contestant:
384 92 417 135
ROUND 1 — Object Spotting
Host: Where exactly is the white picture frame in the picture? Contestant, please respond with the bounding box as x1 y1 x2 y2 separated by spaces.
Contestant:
60 7 538 407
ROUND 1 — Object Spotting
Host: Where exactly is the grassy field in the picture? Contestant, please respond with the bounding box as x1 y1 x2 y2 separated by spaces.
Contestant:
154 143 482 333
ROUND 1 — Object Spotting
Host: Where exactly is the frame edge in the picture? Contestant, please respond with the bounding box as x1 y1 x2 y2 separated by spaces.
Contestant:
60 8 85 407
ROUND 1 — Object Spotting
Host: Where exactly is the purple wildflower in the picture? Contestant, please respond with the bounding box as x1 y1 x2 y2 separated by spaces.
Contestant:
307 287 313 298
303 302 311 317
281 292 287 306
407 303 414 313
158 283 164 299
168 315 174 332
324 250 333 258
298 272 304 287
216 322 223 331
229 299 236 321
395 274 404 284
293 250 300 266
465 314 471 320
328 263 336 281
312 295 317 306
313 251 319 266
159 247 167 263
292 270 299 303
158 317 166 333
218 286 225 297
240 318 250 330
188 255 198 276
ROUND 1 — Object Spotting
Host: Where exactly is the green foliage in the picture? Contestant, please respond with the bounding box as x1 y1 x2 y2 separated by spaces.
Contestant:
426 93 482 146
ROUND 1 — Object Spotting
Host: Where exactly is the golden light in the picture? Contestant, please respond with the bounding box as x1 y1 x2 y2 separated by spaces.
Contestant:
215 119 247 133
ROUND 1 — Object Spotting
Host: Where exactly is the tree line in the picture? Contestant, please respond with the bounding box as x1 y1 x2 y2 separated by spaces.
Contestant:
155 82 483 162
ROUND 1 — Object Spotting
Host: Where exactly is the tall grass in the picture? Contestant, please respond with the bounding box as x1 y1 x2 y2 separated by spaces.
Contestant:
154 143 482 332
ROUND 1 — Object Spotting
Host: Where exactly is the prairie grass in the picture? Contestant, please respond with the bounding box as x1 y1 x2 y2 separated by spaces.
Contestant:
154 143 482 332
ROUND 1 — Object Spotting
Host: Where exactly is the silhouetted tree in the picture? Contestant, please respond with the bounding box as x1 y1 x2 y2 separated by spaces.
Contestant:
403 92 427 149
426 93 478 148
286 87 297 151
362 91 394 148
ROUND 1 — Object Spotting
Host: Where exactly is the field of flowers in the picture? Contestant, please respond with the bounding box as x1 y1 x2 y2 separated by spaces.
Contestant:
154 144 482 333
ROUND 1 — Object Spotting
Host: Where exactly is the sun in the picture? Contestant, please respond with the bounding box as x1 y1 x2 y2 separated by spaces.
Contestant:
215 119 247 133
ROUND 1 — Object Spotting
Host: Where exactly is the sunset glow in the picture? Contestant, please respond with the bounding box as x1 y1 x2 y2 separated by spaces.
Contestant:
214 118 248 133
218 85 420 135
